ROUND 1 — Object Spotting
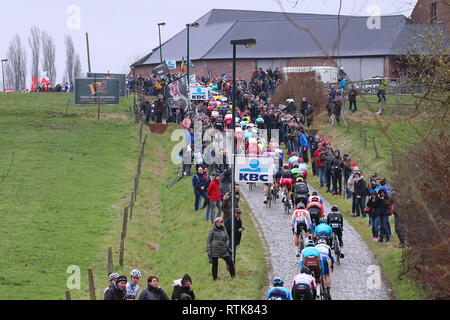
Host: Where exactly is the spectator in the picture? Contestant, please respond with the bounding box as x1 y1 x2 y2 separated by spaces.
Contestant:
348 85 358 112
391 190 405 248
171 274 195 300
314 143 327 188
138 276 170 300
206 217 236 281
375 189 391 243
192 167 207 211
348 166 360 216
308 134 318 176
333 96 342 124
224 208 244 263
104 275 127 300
305 103 314 127
299 127 310 163
222 184 240 220
206 173 222 223
377 77 388 103
324 143 334 193
342 155 353 199
354 171 368 217
330 149 343 195
154 93 165 123
366 190 380 241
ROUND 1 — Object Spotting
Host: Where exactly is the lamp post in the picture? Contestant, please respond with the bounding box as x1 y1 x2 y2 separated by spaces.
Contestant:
230 38 256 266
157 22 166 64
1 59 7 92
186 22 199 112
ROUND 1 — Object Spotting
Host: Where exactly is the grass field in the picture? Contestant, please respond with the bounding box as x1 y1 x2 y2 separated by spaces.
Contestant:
0 93 266 299
305 94 424 299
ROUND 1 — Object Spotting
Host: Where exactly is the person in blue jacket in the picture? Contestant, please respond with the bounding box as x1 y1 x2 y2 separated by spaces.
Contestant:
299 127 310 163
192 167 207 211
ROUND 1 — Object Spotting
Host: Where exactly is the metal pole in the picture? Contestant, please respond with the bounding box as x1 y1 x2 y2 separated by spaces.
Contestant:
1 60 6 92
231 43 236 266
86 32 91 73
186 25 191 112
158 25 163 64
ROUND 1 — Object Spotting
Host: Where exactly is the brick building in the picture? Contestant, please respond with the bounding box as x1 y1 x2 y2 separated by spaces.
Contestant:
410 0 450 31
132 8 448 82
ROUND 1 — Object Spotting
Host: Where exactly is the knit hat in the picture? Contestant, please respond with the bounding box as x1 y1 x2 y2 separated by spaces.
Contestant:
117 276 127 283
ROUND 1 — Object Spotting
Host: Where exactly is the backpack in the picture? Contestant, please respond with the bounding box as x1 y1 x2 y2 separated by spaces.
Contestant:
294 182 308 194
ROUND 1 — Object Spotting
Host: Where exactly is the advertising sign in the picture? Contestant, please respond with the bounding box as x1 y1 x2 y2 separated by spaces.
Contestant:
234 156 274 184
74 78 120 105
166 76 189 111
152 61 170 77
189 86 208 100
86 73 126 96
166 60 176 69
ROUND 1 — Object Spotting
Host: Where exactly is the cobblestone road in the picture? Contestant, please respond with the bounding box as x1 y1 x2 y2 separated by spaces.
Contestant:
241 183 392 300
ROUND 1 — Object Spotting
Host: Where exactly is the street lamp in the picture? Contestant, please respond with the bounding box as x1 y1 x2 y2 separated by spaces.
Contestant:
1 59 7 92
230 38 256 266
186 22 199 112
157 22 166 64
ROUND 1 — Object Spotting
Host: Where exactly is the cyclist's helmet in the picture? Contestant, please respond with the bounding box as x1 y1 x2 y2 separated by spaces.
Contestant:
301 267 312 275
316 238 327 245
296 202 305 209
108 273 119 281
320 218 327 224
283 164 289 169
273 278 284 286
130 269 141 278
291 152 297 156
311 190 318 196
331 205 339 212
305 240 315 247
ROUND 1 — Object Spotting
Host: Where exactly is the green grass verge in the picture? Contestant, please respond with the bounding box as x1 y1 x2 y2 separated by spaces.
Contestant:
0 93 266 299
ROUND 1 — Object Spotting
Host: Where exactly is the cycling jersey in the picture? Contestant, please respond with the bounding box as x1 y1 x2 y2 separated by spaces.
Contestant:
125 281 139 300
292 273 316 291
306 202 324 218
280 178 293 190
314 222 333 238
327 212 343 230
315 243 334 275
300 247 324 281
266 287 293 300
291 209 312 232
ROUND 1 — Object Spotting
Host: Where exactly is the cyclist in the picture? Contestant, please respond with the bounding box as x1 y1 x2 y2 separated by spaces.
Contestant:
291 176 309 207
291 202 312 257
306 198 324 233
275 164 294 208
307 190 323 205
125 269 141 300
288 152 300 169
291 163 303 180
266 278 293 300
291 267 316 300
263 152 278 204
300 240 324 300
104 272 119 298
255 116 265 129
315 238 334 298
327 205 345 258
314 218 334 247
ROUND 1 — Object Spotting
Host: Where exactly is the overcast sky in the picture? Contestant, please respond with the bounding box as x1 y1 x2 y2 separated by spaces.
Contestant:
0 0 418 88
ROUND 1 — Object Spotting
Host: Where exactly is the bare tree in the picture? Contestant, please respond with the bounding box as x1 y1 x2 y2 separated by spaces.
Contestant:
28 26 41 83
65 34 75 83
41 31 56 84
73 53 82 79
5 34 27 92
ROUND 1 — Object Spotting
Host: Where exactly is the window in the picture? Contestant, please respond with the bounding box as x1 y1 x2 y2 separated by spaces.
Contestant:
431 2 438 24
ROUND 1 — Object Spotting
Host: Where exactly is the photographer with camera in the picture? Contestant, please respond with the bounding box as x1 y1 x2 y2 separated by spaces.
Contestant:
374 189 391 243
154 93 165 123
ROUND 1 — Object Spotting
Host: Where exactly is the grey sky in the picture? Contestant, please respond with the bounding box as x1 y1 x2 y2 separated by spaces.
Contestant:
0 0 418 88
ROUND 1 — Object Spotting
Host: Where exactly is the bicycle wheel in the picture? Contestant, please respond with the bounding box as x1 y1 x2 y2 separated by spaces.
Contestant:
334 234 341 265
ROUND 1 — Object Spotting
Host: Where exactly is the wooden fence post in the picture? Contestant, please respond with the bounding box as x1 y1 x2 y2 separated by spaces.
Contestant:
363 129 367 149
359 122 362 139
119 206 128 266
65 98 70 114
134 174 138 203
129 190 134 220
65 290 71 300
391 149 395 170
107 247 113 275
372 137 379 159
88 268 96 300
139 121 143 143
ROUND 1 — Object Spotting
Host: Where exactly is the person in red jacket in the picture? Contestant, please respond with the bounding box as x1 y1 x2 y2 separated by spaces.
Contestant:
207 173 222 224
314 143 327 188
